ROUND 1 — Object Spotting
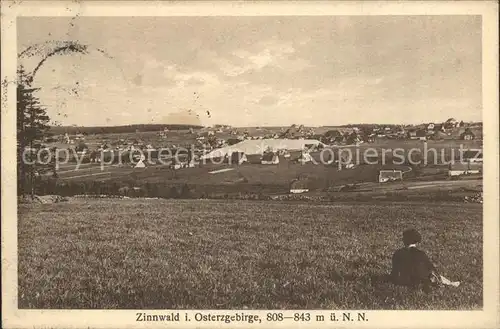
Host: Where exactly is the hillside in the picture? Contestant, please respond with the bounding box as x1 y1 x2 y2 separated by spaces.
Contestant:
49 124 204 135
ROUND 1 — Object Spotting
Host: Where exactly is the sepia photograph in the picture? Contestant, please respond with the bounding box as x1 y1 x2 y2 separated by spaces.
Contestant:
2 1 499 328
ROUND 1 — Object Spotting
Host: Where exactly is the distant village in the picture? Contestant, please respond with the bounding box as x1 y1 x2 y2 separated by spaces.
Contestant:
44 117 480 153
33 117 483 186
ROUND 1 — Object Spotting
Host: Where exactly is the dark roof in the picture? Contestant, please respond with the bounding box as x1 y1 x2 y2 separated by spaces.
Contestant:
288 151 303 161
261 152 277 162
449 163 469 171
449 162 482 171
246 154 262 164
416 129 427 137
433 130 447 137
229 152 245 160
461 130 475 136
226 152 246 164
462 149 483 159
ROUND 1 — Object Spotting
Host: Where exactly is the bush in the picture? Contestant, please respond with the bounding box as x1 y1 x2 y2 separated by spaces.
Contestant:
31 179 473 202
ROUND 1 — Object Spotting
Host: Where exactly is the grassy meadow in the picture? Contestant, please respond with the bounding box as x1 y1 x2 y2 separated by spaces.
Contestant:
18 199 482 309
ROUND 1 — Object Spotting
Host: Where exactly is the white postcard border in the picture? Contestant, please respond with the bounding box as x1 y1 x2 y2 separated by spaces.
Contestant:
1 1 499 329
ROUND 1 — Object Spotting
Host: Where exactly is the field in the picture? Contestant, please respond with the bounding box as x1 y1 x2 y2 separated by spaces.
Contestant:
18 199 482 310
49 138 482 194
55 161 392 188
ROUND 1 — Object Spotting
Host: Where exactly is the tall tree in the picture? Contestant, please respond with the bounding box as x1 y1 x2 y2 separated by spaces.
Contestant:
17 67 51 197
17 41 105 197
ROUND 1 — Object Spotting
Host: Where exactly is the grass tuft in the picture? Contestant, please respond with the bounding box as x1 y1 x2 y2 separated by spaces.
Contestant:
18 199 482 309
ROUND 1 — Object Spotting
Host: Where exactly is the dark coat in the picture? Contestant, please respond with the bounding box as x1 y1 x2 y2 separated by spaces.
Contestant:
390 246 437 291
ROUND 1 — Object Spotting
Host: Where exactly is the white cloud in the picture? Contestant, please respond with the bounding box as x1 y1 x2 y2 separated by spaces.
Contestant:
218 40 311 77
171 70 221 88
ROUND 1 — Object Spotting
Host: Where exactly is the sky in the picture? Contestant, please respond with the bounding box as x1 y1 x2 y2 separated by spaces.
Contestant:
17 16 482 127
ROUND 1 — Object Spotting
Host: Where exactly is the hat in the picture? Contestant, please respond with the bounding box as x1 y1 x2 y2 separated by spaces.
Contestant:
402 228 422 246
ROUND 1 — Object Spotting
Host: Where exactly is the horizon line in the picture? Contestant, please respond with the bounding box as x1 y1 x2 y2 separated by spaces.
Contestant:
49 121 483 129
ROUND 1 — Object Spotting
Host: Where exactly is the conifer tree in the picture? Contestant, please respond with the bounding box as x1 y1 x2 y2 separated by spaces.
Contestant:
17 67 51 197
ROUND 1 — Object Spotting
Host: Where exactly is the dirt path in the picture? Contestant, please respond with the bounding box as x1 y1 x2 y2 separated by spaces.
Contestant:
405 180 481 190
63 171 115 180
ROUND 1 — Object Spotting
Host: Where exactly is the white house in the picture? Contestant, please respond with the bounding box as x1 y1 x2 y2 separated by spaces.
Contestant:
290 179 309 194
200 139 324 160
449 163 482 176
134 159 146 168
378 170 403 183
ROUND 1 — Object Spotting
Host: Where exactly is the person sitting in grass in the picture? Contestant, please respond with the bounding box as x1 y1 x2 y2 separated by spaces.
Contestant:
390 228 456 292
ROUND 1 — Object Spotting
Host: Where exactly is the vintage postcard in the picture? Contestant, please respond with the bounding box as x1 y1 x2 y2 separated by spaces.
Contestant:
1 1 499 328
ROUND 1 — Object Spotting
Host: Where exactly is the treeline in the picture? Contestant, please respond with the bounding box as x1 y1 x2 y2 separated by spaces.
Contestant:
338 124 401 128
339 122 482 128
49 124 204 135
32 178 287 199
30 178 471 203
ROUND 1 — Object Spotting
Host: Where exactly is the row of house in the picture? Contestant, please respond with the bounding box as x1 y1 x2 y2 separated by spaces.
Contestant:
175 119 478 150
375 149 483 183
406 127 476 141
